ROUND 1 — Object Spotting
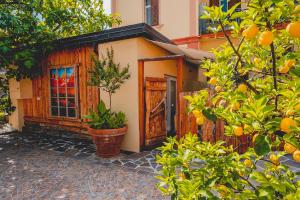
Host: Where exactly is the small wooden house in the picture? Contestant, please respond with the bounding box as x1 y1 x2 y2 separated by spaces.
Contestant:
9 23 213 152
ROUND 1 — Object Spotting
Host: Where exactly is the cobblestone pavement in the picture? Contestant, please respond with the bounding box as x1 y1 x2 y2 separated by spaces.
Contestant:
0 125 299 199
0 130 167 200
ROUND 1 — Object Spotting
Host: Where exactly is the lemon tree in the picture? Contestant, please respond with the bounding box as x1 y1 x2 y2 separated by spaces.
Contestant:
157 0 300 199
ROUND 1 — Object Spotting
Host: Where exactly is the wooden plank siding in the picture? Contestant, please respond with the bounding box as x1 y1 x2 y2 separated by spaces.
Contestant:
179 91 252 154
23 46 99 133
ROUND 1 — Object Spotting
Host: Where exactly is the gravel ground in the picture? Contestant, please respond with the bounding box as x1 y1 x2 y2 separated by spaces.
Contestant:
0 133 167 200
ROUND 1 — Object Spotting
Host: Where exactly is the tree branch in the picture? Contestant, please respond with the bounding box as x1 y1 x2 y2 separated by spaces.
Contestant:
218 19 259 94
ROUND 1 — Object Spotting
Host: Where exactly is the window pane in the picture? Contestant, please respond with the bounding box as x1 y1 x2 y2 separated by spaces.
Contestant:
58 87 66 97
67 88 75 97
66 67 75 87
67 98 76 108
50 69 57 88
59 98 67 107
50 88 58 97
220 0 228 12
68 108 76 118
51 107 58 116
58 68 66 87
51 98 58 107
59 107 67 117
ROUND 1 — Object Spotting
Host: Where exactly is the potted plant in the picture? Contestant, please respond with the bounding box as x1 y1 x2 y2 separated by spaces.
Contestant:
86 48 130 157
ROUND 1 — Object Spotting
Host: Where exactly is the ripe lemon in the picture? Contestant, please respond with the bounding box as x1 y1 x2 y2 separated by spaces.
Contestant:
244 159 252 168
279 65 290 73
242 24 259 39
230 102 241 111
252 133 258 143
234 126 243 136
238 84 247 93
209 77 217 85
293 150 300 163
280 118 296 133
286 22 300 38
215 86 222 92
196 115 205 125
178 172 186 181
254 58 261 65
269 154 279 164
295 5 300 12
192 110 202 118
284 143 297 154
258 31 274 46
218 185 228 197
285 60 296 68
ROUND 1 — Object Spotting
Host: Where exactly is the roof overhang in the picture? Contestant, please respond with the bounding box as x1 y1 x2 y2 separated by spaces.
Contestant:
148 40 215 64
54 23 173 49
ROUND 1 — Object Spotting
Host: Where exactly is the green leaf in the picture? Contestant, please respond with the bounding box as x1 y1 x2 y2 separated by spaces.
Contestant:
202 108 217 121
290 67 300 78
254 135 271 156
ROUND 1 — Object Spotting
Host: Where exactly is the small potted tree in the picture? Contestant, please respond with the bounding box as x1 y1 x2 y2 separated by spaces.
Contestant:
86 48 130 157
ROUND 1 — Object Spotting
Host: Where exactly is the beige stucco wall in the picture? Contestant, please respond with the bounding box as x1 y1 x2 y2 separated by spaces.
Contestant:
8 78 33 131
113 0 199 39
98 37 200 152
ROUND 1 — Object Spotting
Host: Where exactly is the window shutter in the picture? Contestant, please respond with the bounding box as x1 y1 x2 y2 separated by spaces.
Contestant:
151 0 159 26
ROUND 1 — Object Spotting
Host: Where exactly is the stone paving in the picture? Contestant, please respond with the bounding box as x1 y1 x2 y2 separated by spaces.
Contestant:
0 127 167 200
0 124 299 199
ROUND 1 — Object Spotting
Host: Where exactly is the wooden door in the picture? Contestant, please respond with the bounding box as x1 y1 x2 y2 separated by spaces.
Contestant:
145 77 167 146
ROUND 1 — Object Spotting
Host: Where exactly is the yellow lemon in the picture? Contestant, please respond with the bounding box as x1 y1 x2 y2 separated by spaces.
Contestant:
285 60 296 68
178 172 186 181
279 65 290 73
244 159 253 168
295 5 300 12
238 84 247 93
230 102 241 111
192 110 202 118
234 126 243 136
218 185 228 197
286 22 300 38
280 118 296 133
269 154 279 164
209 77 217 85
284 143 297 154
254 57 261 65
258 31 274 46
215 86 222 92
293 150 300 163
252 133 259 143
196 115 205 125
242 24 259 39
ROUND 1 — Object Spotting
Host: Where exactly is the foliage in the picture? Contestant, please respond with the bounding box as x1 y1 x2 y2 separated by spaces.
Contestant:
157 0 300 199
85 100 126 129
157 134 300 200
0 0 121 79
86 48 130 129
89 47 130 110
0 76 15 123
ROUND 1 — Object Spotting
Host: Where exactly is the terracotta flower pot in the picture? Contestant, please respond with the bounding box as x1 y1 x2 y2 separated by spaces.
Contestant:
87 126 127 158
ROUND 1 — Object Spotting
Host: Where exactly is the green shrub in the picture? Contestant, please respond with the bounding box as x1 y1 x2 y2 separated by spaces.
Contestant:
85 100 126 129
156 134 300 199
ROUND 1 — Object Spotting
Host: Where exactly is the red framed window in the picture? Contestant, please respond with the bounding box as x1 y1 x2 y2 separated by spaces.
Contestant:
49 66 78 118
